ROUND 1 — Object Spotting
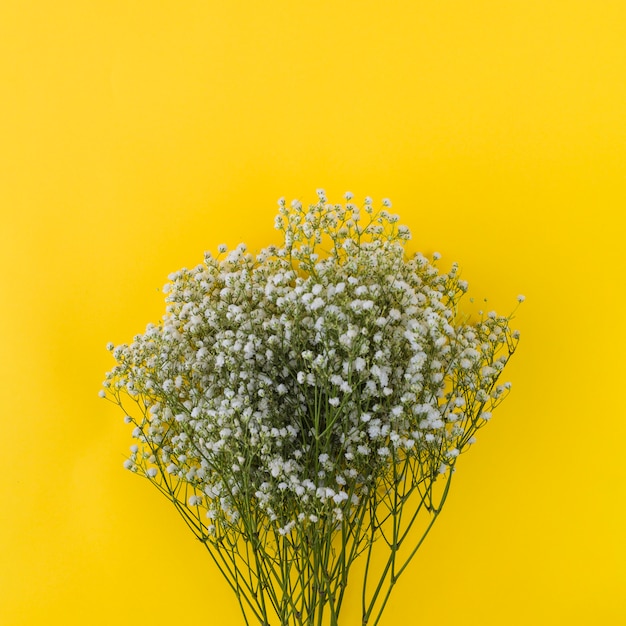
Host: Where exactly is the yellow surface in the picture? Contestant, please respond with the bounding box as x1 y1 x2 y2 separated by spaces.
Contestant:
1 1 625 624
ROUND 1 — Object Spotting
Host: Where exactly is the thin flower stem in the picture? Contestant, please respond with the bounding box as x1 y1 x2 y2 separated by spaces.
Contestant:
369 471 453 626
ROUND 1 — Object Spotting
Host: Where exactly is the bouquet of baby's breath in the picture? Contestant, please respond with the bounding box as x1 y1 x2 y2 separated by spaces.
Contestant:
102 191 522 626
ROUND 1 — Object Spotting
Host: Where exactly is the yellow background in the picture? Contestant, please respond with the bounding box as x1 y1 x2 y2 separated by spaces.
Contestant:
1 1 625 624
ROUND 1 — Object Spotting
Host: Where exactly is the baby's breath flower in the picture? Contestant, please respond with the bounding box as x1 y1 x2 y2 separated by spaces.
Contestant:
103 191 521 626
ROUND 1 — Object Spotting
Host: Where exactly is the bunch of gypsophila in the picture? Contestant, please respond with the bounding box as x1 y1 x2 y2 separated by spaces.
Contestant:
101 190 523 626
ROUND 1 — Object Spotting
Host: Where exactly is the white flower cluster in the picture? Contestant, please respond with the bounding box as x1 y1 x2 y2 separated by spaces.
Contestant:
102 193 520 539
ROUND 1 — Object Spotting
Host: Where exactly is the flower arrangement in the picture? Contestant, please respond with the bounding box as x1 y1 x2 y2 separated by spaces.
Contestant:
101 190 522 626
